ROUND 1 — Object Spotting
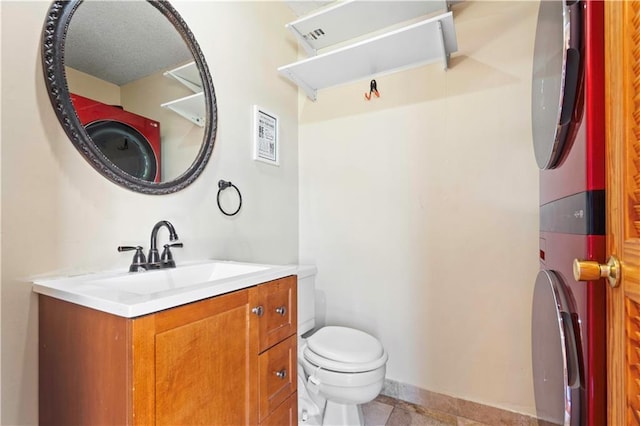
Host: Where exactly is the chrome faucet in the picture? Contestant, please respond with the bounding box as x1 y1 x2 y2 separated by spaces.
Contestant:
147 220 181 269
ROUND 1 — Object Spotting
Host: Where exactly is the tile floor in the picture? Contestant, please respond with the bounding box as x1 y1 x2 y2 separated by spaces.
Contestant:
362 395 490 426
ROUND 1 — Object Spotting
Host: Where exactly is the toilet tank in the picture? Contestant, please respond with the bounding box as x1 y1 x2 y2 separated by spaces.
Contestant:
297 265 317 335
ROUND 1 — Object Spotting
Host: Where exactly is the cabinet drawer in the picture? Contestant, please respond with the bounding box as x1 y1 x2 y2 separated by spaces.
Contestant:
260 391 297 426
258 335 297 422
252 276 297 352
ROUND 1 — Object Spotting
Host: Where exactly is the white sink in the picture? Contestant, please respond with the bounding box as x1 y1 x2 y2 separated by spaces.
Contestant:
90 261 270 295
32 260 297 318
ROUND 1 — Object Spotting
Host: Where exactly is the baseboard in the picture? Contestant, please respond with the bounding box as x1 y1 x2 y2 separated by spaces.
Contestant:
381 379 539 425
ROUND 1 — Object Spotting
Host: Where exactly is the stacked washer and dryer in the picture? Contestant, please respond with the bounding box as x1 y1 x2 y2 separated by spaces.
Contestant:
531 1 606 425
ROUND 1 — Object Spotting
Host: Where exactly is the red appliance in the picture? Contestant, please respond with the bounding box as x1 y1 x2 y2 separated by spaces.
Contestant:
71 93 161 182
531 1 605 425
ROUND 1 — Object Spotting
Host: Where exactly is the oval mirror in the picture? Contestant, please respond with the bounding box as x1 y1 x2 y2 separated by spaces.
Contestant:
41 0 217 194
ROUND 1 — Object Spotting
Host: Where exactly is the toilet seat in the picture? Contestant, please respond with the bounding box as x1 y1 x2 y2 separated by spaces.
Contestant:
303 326 388 373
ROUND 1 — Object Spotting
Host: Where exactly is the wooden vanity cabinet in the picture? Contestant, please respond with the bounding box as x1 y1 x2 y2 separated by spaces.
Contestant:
251 274 298 424
39 275 297 426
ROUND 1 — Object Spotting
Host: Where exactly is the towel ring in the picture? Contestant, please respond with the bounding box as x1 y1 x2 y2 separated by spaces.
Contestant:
217 180 242 216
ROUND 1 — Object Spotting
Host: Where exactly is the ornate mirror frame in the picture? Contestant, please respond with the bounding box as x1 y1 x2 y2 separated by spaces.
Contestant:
41 0 217 195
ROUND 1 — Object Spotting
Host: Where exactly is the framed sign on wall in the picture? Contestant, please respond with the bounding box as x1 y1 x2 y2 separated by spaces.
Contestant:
253 105 279 166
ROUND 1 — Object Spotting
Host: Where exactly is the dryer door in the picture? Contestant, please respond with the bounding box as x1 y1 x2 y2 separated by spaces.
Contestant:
532 270 581 426
531 0 583 170
85 120 159 182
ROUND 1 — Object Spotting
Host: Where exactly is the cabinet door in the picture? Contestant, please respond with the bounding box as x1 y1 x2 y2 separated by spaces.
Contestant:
252 276 297 352
143 289 258 425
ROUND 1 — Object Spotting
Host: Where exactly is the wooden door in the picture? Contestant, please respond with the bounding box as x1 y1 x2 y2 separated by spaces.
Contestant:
604 1 640 424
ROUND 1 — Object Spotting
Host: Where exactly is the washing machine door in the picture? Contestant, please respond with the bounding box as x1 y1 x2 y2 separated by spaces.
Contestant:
85 120 158 182
531 0 582 170
532 270 581 426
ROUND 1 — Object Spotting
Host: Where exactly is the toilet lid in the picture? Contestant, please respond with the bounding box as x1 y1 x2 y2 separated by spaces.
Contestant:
305 326 386 371
303 344 388 373
307 326 384 363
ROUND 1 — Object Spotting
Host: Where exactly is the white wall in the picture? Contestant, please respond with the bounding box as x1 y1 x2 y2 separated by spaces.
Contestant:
0 13 3 417
66 66 121 106
0 1 298 424
298 1 540 416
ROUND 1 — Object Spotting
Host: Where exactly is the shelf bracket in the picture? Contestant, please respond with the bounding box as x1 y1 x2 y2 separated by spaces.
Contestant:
161 104 205 127
160 92 206 127
163 70 202 93
285 23 317 57
281 70 317 101
436 20 449 70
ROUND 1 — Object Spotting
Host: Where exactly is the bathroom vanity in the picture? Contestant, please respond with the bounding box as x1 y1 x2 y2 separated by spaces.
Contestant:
35 261 297 425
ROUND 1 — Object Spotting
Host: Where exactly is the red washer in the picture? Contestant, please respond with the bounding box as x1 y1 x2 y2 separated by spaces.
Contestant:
538 4 605 205
532 1 605 425
71 93 161 182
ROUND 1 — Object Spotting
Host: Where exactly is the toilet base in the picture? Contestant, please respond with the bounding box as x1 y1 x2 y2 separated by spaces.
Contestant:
298 371 324 425
322 401 364 426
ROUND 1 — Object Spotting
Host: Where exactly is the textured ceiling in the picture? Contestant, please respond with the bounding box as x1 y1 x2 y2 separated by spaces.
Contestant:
65 1 193 86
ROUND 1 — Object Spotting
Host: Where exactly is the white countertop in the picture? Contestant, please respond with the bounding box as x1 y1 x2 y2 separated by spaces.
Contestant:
32 260 298 318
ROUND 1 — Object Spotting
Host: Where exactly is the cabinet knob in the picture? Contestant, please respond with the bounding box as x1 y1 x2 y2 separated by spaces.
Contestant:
275 369 287 379
251 306 264 316
275 306 287 316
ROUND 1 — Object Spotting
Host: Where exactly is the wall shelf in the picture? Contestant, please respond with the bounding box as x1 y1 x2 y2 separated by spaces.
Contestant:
163 62 202 93
162 62 204 126
286 0 449 56
161 92 205 127
278 11 457 101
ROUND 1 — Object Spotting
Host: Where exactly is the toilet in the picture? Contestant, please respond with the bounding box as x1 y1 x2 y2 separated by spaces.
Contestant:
297 266 388 426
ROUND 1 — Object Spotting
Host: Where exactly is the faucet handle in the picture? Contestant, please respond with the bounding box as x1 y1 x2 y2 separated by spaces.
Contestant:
118 246 147 272
161 243 183 268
